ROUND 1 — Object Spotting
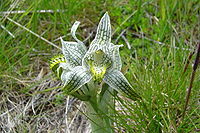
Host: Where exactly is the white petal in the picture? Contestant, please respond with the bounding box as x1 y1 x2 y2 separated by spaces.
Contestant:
95 12 111 44
61 39 87 67
71 21 86 48
111 44 123 71
103 69 141 100
88 12 112 53
61 66 92 93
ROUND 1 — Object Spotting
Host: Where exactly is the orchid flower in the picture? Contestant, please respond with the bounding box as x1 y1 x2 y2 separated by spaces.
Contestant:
51 12 140 100
50 12 141 133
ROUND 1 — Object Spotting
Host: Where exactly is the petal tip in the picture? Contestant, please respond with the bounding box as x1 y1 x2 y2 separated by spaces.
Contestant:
60 37 64 42
119 44 124 47
74 21 80 25
102 12 110 21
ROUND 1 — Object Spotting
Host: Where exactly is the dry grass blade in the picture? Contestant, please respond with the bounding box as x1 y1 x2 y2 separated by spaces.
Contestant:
183 51 195 73
122 35 131 49
0 9 66 15
131 32 193 51
112 10 137 35
0 76 89 132
0 25 15 38
182 43 200 120
6 17 61 50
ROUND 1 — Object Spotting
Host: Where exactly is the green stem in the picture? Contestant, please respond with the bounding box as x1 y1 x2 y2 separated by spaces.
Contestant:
86 102 113 133
85 86 114 133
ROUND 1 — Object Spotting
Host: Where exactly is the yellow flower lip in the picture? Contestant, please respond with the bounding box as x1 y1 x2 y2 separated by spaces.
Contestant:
90 65 107 82
86 50 112 82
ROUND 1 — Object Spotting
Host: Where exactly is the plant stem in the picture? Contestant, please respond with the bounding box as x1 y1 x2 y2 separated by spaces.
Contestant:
86 102 113 133
183 50 195 73
182 43 200 120
85 87 114 133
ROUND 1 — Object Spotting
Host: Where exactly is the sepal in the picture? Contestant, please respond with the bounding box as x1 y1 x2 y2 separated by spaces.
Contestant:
61 38 87 67
103 69 141 100
61 66 92 94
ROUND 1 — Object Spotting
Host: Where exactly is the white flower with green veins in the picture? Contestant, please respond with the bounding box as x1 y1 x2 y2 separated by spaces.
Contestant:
50 12 140 101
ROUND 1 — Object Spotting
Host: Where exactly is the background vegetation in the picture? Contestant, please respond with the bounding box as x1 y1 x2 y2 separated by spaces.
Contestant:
0 0 199 132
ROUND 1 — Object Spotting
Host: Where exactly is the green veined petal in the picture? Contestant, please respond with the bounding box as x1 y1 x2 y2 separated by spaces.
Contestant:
61 66 92 94
112 44 123 71
95 12 111 44
61 69 71 82
71 21 86 49
61 39 87 67
100 44 123 71
87 12 111 54
103 69 141 100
